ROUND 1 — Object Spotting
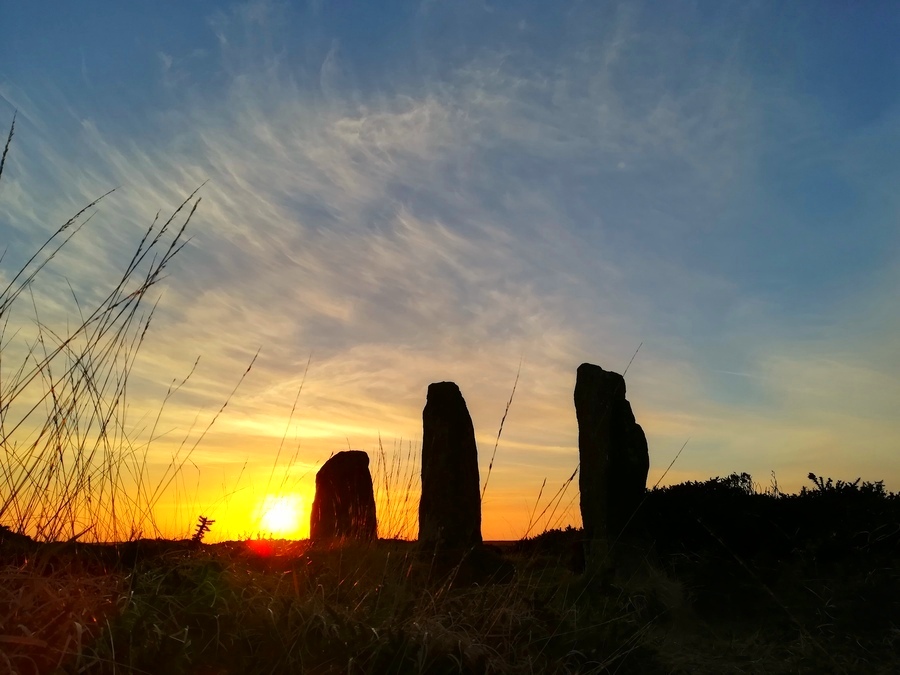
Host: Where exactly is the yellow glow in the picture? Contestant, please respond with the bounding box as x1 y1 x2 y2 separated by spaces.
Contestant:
257 494 304 538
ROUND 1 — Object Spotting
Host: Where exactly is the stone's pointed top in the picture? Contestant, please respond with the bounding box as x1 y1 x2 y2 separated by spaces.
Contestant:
576 363 626 394
320 450 370 470
577 362 624 377
427 381 463 397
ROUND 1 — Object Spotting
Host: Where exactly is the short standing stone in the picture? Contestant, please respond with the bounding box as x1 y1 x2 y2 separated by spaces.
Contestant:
574 363 649 543
310 450 377 541
419 382 482 548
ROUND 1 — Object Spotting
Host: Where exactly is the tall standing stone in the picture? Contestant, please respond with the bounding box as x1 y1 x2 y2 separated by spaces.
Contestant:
574 363 649 543
419 382 482 548
310 450 377 542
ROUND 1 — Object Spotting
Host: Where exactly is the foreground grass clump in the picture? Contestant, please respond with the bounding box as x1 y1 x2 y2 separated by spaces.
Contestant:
0 536 671 674
4 471 898 674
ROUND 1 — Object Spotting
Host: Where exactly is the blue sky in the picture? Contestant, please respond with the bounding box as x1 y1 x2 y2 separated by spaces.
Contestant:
2 1 899 540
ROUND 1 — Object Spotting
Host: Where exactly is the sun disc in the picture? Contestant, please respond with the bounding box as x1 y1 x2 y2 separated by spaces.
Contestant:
258 495 303 537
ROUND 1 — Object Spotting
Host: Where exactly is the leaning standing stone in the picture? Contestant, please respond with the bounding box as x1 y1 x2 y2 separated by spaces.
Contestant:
310 450 377 542
419 382 482 548
574 363 649 544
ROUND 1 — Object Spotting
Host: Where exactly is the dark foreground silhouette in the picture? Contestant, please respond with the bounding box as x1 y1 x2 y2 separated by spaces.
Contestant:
2 472 898 674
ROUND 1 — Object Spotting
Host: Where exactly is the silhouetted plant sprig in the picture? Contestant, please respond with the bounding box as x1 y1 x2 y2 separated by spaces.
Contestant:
191 515 215 543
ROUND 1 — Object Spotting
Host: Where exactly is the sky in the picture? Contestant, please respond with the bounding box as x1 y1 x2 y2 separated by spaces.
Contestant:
1 1 899 542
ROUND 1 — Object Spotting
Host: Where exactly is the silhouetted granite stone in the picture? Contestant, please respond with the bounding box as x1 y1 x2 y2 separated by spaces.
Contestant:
419 382 482 548
310 450 377 542
574 363 649 544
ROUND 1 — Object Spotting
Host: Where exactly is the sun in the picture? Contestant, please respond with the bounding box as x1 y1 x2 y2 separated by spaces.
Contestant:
257 494 304 538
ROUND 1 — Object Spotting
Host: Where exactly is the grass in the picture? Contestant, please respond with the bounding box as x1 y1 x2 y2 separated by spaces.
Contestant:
1 534 670 673
2 116 899 673
0 114 203 544
4 482 896 674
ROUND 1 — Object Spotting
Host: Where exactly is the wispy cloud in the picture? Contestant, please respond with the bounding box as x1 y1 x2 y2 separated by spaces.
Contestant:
1 0 898 539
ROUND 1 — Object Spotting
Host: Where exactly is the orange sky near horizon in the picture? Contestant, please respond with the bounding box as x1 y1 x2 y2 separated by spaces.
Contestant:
120 390 836 545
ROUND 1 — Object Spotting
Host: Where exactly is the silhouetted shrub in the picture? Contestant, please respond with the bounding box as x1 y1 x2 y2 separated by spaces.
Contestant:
632 471 899 565
516 525 581 551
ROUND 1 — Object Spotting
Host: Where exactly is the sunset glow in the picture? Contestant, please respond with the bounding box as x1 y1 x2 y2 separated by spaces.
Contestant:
257 495 304 539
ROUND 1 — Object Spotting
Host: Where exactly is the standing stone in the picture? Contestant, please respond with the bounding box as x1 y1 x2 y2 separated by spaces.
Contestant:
574 363 649 543
310 450 377 542
419 382 482 548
